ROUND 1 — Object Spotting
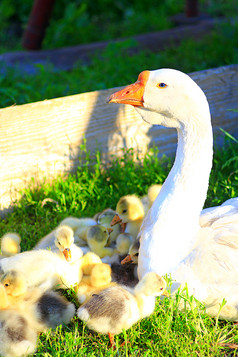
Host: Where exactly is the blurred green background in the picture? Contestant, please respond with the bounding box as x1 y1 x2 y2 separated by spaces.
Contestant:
0 0 238 108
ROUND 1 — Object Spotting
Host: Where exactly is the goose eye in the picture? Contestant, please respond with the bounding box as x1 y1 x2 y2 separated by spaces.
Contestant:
157 83 167 88
122 209 127 213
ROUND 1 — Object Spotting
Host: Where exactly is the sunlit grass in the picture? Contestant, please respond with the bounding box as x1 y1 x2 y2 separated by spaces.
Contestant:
0 21 238 109
0 133 238 356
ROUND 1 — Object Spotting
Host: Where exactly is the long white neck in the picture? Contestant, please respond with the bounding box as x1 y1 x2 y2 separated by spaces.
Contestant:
138 112 213 278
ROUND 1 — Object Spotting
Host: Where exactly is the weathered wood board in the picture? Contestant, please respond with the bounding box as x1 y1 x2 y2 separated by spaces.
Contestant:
0 64 238 216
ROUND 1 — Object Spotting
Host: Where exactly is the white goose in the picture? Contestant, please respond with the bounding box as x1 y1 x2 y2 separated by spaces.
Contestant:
109 68 238 320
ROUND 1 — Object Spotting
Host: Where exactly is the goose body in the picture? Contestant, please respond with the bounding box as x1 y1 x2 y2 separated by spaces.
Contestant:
109 68 238 320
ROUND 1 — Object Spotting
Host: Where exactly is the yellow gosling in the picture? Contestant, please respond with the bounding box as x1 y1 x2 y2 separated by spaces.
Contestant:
96 208 122 245
86 225 115 258
116 233 134 256
76 263 114 304
0 233 21 258
111 195 145 239
77 272 168 347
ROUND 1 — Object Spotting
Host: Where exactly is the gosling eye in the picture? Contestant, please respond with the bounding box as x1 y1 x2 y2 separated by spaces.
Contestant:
58 241 61 246
4 283 9 287
157 82 167 88
160 287 164 290
134 253 139 257
122 209 127 213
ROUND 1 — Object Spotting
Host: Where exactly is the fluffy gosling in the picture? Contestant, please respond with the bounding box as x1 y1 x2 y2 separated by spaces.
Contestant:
77 272 168 347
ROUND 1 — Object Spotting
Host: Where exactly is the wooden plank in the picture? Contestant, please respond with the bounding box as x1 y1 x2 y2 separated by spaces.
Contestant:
0 64 238 215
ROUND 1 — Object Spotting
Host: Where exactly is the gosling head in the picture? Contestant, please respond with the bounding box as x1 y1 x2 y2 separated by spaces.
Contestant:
135 272 169 297
0 232 21 256
97 209 117 226
54 225 74 262
147 184 162 207
0 270 27 297
121 239 140 264
87 225 111 245
115 195 145 223
129 240 140 263
90 263 112 288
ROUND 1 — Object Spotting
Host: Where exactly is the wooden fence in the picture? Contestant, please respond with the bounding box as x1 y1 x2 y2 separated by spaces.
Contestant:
0 64 238 216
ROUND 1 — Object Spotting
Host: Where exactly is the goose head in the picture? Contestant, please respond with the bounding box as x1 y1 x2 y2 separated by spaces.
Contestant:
54 225 74 262
108 68 210 129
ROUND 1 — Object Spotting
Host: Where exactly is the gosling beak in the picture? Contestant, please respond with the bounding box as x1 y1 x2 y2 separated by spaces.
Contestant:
63 248 72 262
162 289 169 297
111 214 122 226
107 70 150 107
120 222 127 233
121 254 132 264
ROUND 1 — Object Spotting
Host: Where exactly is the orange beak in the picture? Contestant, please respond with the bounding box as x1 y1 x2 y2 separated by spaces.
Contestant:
120 222 127 233
162 290 169 298
108 70 150 106
63 248 72 262
111 214 122 226
121 254 133 264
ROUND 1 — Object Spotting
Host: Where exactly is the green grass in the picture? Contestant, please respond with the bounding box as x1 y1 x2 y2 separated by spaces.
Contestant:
1 20 238 109
0 1 238 354
0 134 238 356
